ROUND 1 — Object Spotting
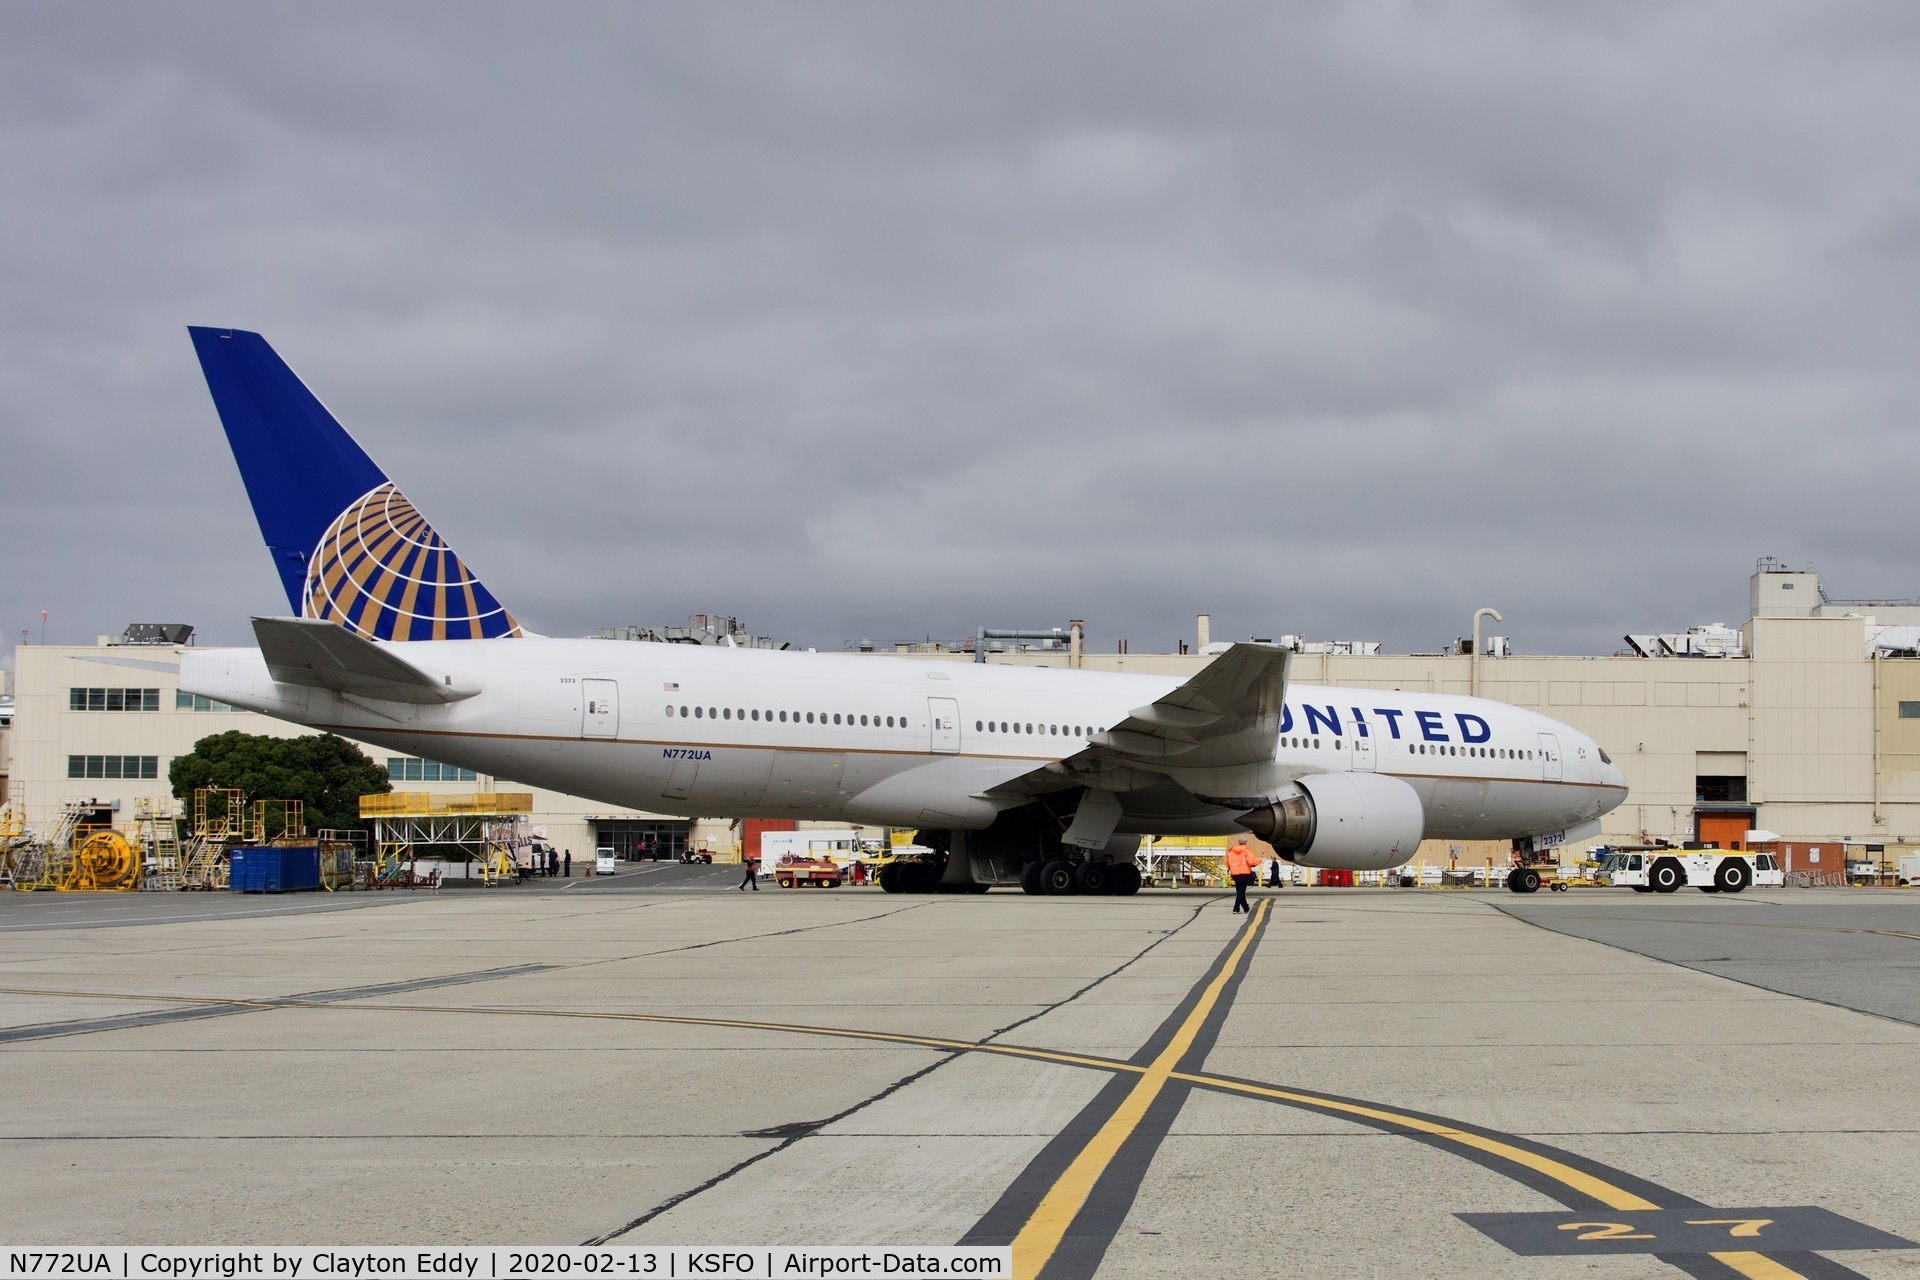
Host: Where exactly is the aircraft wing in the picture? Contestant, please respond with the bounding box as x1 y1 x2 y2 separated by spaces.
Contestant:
990 643 1290 796
253 617 480 704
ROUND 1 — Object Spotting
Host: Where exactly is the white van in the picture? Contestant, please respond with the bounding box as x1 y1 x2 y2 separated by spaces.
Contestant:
594 848 618 876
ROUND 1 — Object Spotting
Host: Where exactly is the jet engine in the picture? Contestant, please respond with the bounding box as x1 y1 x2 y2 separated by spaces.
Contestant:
1235 773 1424 871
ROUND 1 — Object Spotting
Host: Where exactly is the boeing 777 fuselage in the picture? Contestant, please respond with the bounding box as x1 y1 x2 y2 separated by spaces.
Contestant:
178 327 1628 895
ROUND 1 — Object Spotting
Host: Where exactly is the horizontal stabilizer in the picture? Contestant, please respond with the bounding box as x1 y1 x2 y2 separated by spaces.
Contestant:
253 617 480 705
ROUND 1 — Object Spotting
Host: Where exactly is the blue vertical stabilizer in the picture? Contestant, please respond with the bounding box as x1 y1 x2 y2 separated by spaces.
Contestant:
189 327 520 640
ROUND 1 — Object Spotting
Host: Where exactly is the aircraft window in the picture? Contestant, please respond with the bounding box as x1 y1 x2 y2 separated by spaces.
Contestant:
665 705 675 717
694 706 703 718
709 707 717 719
975 720 983 731
806 712 815 723
1026 723 1033 734
749 709 758 721
778 711 786 722
1050 725 1057 735
889 716 897 727
830 713 839 725
1001 721 1008 733
723 708 731 720
679 705 688 717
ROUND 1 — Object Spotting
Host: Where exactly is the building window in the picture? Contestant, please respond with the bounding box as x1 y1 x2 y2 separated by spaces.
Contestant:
1901 702 1920 719
68 755 159 780
174 691 243 712
1696 775 1748 804
386 757 479 783
71 687 160 712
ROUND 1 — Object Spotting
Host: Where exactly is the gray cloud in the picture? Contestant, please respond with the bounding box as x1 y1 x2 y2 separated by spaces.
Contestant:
4 2 1918 665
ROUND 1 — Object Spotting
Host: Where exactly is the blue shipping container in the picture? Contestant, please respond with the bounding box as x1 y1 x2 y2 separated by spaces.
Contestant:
227 845 322 893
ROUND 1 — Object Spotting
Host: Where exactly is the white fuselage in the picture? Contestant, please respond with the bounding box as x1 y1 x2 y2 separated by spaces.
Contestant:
180 639 1629 841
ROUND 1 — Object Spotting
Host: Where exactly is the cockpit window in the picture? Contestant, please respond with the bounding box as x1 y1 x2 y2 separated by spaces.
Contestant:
1597 747 1612 764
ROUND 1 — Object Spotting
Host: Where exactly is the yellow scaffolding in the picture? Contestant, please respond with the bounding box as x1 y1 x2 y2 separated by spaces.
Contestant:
182 787 247 890
133 797 183 889
252 798 306 843
359 792 533 886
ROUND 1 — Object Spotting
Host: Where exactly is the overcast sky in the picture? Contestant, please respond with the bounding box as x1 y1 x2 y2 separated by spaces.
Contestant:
4 2 1918 668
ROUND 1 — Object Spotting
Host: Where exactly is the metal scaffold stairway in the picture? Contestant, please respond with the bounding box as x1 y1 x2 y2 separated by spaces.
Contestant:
135 798 183 890
9 799 97 892
181 788 247 891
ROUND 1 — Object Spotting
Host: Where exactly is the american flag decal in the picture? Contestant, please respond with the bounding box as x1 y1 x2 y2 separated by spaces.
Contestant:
663 682 680 691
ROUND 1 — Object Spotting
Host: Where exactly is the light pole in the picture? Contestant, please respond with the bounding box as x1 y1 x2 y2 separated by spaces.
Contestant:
1471 607 1502 697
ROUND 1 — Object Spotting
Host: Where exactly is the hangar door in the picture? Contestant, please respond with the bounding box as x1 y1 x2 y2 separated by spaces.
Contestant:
1696 811 1754 851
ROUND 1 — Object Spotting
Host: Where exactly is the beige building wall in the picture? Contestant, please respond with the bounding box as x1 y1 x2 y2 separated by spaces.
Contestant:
973 612 1920 846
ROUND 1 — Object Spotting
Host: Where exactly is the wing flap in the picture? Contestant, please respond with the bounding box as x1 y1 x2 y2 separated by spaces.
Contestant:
253 617 479 705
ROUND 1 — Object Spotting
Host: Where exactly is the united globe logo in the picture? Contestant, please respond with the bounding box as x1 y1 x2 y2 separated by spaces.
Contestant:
302 484 520 641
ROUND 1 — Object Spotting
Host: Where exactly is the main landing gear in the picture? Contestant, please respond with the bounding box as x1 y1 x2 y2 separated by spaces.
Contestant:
1021 857 1141 897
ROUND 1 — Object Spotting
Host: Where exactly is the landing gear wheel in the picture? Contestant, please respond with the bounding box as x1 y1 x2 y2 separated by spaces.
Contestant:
1504 869 1523 893
901 861 938 893
877 863 903 894
1714 858 1750 894
1075 860 1111 896
1039 859 1077 895
1518 868 1542 894
1650 858 1685 893
1109 862 1143 896
1021 862 1044 895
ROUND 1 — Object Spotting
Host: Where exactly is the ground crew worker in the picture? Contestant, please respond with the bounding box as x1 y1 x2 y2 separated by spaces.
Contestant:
1225 838 1258 914
738 852 759 891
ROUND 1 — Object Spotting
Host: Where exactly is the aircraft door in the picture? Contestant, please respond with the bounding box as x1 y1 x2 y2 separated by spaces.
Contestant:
581 679 619 739
928 697 961 754
1352 734 1376 771
1537 732 1562 782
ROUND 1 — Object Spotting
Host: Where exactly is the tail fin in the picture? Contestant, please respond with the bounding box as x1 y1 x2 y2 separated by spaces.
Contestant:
189 327 521 640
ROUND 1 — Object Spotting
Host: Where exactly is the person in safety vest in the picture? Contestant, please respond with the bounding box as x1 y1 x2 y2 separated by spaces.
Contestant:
1225 839 1259 914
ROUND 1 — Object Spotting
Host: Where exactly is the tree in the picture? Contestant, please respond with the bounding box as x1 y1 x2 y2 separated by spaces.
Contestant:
169 732 392 835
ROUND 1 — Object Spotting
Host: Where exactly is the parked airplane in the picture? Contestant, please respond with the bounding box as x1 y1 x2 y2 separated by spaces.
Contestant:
180 327 1628 895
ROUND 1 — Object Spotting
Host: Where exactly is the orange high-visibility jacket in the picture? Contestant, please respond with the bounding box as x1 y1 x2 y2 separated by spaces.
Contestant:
1224 842 1259 877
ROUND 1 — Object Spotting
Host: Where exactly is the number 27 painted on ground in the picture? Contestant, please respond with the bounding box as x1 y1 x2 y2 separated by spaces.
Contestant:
1559 1219 1774 1241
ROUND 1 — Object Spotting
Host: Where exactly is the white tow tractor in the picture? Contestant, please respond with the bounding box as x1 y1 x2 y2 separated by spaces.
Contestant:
1598 846 1782 894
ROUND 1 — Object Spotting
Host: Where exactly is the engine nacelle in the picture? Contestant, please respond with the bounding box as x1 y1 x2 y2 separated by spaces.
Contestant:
1235 773 1424 871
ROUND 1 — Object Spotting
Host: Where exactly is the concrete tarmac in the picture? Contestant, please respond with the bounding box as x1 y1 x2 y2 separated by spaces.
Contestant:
1 882 1916 1280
